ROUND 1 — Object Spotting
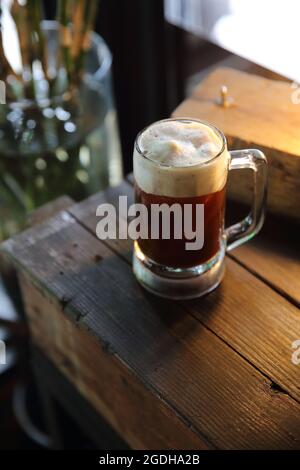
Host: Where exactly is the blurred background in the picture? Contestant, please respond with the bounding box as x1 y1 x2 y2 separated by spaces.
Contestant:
0 0 294 449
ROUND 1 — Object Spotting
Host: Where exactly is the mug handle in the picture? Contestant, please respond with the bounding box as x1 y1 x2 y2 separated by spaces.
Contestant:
226 149 268 251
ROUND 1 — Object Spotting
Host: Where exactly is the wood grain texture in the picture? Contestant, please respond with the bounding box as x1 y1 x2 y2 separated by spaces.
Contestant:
69 181 134 264
231 213 300 307
71 183 280 309
82 254 300 400
21 276 206 450
70 255 300 450
71 185 300 401
16 246 300 449
126 175 300 310
1 185 300 449
27 195 74 227
180 67 300 156
173 67 300 220
71 184 300 402
1 210 112 316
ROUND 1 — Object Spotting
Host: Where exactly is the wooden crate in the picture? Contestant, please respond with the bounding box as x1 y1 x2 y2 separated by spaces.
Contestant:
1 179 300 449
173 67 300 221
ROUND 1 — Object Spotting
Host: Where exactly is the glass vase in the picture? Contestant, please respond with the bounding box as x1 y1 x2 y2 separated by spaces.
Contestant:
0 21 123 239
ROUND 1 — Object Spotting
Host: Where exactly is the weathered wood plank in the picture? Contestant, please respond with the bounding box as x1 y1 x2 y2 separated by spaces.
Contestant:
1 211 112 318
69 181 134 263
224 202 300 306
27 196 74 227
70 255 300 449
126 174 300 307
31 347 130 450
68 183 300 404
24 251 300 449
231 214 300 307
21 276 207 450
190 68 298 155
184 257 300 401
173 67 300 220
1 201 300 449
70 181 134 228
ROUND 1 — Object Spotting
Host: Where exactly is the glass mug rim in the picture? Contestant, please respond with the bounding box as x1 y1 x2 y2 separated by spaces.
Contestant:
135 117 227 169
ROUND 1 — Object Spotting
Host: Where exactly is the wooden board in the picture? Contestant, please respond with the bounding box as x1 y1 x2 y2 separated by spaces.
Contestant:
27 195 74 227
127 177 300 309
231 210 300 307
21 277 204 450
70 182 300 402
173 67 300 221
1 181 300 450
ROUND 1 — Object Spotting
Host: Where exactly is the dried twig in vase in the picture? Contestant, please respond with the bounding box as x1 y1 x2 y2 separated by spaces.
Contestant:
57 0 73 86
71 0 98 84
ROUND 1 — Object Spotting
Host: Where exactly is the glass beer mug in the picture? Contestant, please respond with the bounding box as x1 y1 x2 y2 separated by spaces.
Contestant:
133 118 267 299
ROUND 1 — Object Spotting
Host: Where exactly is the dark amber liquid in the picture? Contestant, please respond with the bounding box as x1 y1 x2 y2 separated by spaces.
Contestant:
135 183 226 268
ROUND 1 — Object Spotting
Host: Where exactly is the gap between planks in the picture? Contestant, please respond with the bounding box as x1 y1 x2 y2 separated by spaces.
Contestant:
2 195 298 448
67 180 300 407
126 173 300 309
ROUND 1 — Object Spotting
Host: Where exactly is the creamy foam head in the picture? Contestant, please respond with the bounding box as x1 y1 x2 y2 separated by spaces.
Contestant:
134 119 229 197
